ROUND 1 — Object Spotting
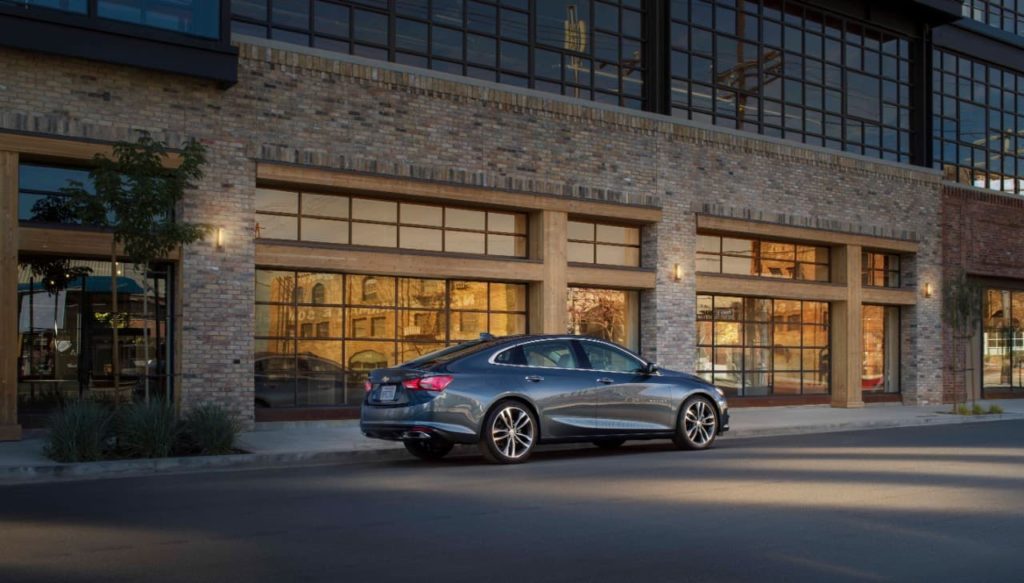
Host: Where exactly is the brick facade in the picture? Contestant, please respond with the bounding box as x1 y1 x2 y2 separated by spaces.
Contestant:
0 37 952 425
941 185 1024 402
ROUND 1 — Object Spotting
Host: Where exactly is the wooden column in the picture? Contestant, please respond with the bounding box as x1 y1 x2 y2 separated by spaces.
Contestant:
831 244 865 408
0 151 22 440
528 210 568 334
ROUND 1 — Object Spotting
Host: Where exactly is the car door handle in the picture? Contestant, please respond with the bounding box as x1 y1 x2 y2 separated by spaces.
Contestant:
597 378 615 384
525 375 544 383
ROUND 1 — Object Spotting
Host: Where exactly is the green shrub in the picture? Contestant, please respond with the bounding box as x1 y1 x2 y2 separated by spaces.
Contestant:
115 400 179 459
44 401 112 463
181 403 239 455
957 404 971 416
988 404 1004 415
971 403 985 415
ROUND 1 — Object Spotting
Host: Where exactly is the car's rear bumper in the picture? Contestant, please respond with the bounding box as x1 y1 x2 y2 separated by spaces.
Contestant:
361 421 478 444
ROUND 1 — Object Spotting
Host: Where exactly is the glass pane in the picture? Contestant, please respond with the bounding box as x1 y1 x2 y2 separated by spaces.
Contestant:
400 226 443 251
446 208 486 230
297 273 342 304
348 308 394 339
595 244 640 266
568 221 595 241
451 311 487 340
399 310 446 341
352 223 397 247
254 341 297 408
348 275 396 306
568 242 594 263
346 341 396 377
567 288 638 349
490 283 527 311
400 342 446 364
303 193 348 218
445 230 486 254
596 224 640 245
450 280 488 310
488 234 526 257
488 212 527 234
256 189 298 213
398 278 446 309
296 307 342 337
352 198 397 222
490 312 527 336
256 270 294 303
400 203 443 226
256 214 297 240
302 218 349 244
256 304 295 337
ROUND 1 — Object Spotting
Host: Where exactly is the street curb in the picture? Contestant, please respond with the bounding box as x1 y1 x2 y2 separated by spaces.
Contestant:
720 411 1021 439
1 413 1019 486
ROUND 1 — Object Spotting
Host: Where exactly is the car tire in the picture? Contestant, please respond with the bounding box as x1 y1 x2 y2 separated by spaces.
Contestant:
404 439 454 461
479 399 538 464
672 395 719 451
592 438 627 449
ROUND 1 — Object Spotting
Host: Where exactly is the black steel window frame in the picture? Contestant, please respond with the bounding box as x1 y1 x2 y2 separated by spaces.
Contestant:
696 233 831 282
862 251 901 288
254 270 530 401
696 293 831 397
962 0 1024 37
230 0 647 109
254 188 528 257
665 0 914 163
931 47 1024 195
3 0 230 40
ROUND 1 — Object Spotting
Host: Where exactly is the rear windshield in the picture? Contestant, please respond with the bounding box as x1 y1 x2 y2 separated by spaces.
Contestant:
401 339 502 368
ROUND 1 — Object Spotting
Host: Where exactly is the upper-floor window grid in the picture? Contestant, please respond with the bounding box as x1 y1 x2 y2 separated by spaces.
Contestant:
962 0 1024 37
696 234 830 282
668 0 913 163
231 0 645 109
17 0 221 38
255 188 528 257
932 49 1024 195
567 220 641 267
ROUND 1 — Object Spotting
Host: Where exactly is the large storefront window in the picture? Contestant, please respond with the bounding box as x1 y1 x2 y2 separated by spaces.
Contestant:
697 294 829 397
232 0 645 109
982 289 1024 390
17 258 173 423
862 304 899 393
669 0 913 162
962 1 1024 37
255 270 528 408
566 287 639 351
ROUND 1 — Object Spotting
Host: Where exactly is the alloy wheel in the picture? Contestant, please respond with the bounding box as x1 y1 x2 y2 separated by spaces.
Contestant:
490 405 535 460
680 398 717 448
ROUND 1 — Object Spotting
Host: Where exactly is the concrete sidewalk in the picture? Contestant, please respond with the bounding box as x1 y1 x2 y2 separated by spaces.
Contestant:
2 399 1021 484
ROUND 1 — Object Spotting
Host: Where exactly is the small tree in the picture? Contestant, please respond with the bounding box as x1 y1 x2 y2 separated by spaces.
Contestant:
65 133 209 404
942 269 983 412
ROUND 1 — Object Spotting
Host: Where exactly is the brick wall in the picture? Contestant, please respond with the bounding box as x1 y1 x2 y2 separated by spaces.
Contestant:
941 185 1024 402
0 37 951 420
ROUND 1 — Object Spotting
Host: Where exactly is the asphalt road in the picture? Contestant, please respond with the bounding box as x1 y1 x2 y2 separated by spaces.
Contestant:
2 421 1023 583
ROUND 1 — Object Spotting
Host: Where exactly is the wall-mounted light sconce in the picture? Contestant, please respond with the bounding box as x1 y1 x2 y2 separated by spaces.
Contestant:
216 227 225 249
673 263 683 282
923 282 933 298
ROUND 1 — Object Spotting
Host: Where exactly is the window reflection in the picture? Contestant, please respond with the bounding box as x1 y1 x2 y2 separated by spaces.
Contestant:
983 289 1024 390
233 0 645 109
567 287 639 351
697 234 830 282
696 294 829 396
255 270 529 407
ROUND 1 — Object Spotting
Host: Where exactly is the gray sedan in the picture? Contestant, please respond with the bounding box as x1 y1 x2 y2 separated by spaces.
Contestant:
360 334 729 464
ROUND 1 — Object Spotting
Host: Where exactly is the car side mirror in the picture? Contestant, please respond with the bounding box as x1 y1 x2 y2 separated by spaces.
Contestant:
644 362 660 375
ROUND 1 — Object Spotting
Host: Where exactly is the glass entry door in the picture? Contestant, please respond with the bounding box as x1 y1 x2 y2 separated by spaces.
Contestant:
862 305 899 393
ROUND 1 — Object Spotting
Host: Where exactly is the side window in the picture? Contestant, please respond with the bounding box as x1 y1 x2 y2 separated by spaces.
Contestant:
522 341 578 369
494 346 525 365
580 342 645 373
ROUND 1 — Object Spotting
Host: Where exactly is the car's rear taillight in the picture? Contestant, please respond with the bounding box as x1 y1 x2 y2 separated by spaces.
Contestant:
364 380 373 392
401 375 454 391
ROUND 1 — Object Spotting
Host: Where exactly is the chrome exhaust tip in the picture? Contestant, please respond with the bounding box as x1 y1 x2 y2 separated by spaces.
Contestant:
401 430 432 440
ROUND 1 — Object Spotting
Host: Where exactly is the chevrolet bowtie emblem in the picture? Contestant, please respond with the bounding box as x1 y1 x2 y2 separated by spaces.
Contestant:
382 376 390 382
